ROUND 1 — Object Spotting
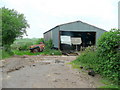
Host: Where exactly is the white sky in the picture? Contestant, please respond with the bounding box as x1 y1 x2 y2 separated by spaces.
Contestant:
1 0 119 38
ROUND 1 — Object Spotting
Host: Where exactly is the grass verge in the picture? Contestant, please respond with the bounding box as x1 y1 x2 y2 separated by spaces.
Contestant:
70 59 120 89
12 49 62 56
1 49 62 59
98 77 119 89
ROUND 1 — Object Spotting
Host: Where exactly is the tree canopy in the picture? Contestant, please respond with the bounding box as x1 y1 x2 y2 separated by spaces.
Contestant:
1 7 29 49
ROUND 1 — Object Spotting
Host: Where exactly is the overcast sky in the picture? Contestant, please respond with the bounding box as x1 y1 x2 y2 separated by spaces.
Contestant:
1 0 119 38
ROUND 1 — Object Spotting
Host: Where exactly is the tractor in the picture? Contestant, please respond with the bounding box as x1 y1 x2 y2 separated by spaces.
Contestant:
29 42 45 53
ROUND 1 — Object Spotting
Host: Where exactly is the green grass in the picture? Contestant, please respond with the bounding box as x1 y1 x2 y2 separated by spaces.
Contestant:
69 62 80 69
99 79 119 89
71 59 91 70
13 50 40 55
12 49 62 56
99 85 119 89
70 59 120 89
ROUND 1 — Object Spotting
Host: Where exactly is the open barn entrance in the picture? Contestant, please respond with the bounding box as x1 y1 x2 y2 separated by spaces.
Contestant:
59 31 96 51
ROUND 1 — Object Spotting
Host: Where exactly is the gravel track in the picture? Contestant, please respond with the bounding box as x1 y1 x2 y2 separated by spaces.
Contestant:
0 55 104 88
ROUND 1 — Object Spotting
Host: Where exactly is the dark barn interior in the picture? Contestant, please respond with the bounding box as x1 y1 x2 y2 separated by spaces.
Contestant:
60 31 96 51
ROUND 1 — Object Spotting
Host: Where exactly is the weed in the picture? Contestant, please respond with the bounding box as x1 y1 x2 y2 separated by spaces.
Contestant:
1 49 13 59
99 85 119 89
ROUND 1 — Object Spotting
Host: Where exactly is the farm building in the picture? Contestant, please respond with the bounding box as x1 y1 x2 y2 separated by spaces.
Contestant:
44 21 106 51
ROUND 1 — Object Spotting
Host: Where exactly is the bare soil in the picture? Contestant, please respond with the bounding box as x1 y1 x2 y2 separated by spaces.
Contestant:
0 55 105 88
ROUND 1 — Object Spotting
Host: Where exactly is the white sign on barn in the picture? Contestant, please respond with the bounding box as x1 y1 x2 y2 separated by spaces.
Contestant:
71 37 82 45
60 36 71 45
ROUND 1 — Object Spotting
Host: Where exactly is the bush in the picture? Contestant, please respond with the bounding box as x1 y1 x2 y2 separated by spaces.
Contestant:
72 29 120 85
11 42 33 50
21 38 53 51
97 29 120 84
35 38 45 44
19 42 33 50
1 44 14 59
44 40 53 50
36 38 53 50
1 49 13 59
74 46 98 69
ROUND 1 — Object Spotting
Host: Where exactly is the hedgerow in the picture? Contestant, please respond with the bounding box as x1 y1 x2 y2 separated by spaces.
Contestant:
73 29 120 85
97 29 120 84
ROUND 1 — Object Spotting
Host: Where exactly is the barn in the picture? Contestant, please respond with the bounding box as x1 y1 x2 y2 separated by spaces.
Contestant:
44 21 106 51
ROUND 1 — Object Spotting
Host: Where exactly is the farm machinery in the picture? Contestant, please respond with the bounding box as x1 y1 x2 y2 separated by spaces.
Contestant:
29 42 45 53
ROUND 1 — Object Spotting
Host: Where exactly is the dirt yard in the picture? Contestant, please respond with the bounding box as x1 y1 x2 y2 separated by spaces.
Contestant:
0 55 105 88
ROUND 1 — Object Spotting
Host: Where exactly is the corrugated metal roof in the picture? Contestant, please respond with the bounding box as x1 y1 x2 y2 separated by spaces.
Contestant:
44 20 106 34
44 26 59 34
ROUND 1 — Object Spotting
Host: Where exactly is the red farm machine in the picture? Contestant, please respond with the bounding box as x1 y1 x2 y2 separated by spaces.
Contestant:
29 42 45 53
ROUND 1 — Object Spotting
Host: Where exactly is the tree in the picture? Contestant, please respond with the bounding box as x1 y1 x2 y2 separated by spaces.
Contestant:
1 7 29 50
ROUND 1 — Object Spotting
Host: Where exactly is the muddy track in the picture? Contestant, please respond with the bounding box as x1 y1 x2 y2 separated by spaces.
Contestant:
0 55 104 88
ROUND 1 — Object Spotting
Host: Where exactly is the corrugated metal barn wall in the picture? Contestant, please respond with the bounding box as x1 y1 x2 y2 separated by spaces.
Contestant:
44 26 60 48
51 26 60 48
44 30 52 41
